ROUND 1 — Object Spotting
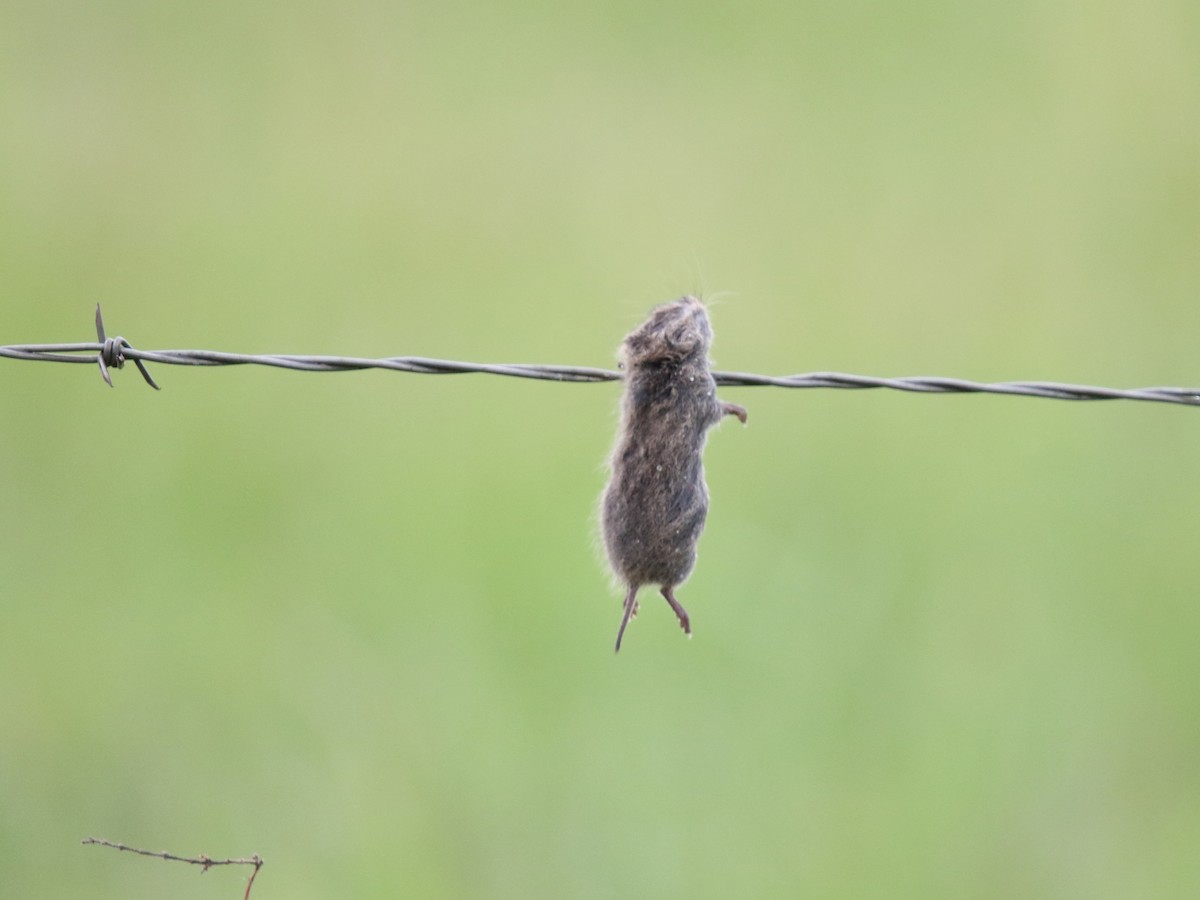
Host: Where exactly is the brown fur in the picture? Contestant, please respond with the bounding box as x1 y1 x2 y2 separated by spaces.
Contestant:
601 296 746 652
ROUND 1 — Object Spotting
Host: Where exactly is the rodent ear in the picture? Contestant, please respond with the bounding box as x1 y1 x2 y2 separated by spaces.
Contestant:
622 298 710 366
662 319 702 357
625 329 693 365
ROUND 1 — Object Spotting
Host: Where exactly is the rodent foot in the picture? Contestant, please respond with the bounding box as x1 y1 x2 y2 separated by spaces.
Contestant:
722 402 748 424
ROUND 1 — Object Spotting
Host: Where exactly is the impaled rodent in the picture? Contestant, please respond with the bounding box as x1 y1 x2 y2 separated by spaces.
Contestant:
600 296 747 652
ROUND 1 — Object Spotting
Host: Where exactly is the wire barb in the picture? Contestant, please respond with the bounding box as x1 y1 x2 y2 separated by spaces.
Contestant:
93 304 161 390
1 308 1197 407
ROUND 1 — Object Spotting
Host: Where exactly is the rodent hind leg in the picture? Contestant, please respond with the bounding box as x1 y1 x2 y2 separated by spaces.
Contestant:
660 585 692 638
721 402 748 424
614 585 640 653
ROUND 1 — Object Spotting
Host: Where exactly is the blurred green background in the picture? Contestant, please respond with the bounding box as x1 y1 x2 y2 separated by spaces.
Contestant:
2 2 1199 897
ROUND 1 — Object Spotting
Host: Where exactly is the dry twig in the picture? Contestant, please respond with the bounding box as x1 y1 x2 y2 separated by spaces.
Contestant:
82 836 263 900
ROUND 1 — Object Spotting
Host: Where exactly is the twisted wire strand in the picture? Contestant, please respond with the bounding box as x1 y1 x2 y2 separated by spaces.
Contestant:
2 307 1198 407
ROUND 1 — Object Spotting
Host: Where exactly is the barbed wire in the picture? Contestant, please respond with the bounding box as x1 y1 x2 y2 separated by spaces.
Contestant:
2 306 1198 407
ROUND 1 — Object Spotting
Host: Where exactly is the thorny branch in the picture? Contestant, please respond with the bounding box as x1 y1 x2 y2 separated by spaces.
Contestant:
82 837 263 900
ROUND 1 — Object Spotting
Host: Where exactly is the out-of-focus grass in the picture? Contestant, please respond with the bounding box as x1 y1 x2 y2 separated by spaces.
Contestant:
2 2 1199 898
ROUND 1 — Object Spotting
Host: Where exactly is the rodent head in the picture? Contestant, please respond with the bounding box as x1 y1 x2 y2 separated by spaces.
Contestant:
619 296 713 369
